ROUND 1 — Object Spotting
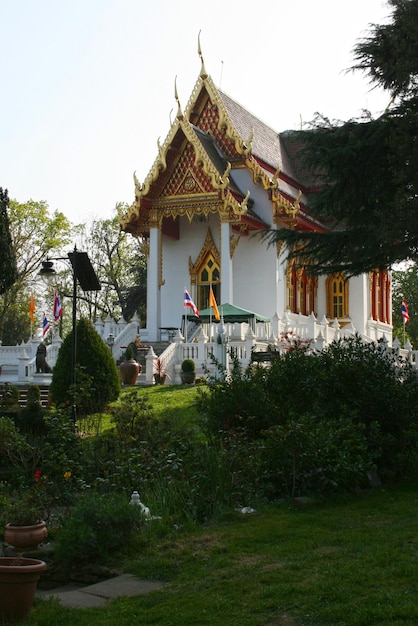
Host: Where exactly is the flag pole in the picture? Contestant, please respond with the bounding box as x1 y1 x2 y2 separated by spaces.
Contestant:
184 287 188 345
209 284 213 340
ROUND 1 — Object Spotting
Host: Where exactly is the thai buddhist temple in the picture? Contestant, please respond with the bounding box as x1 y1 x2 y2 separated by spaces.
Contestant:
119 43 392 351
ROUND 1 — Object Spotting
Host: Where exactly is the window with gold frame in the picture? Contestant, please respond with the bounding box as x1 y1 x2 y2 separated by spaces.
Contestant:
286 261 297 312
326 273 349 319
370 270 390 323
197 253 220 310
286 261 317 315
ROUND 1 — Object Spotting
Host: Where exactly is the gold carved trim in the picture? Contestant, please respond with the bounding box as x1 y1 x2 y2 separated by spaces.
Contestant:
190 228 221 276
272 189 301 226
230 233 241 258
158 227 165 289
184 74 252 156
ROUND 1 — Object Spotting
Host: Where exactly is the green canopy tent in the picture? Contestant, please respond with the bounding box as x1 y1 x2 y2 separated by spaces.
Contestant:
183 303 270 340
196 303 270 324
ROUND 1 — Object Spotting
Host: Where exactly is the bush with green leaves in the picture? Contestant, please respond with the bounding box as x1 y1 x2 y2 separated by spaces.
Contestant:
53 491 144 571
181 359 195 372
261 414 372 498
197 356 271 439
50 317 120 415
39 412 83 499
198 336 418 487
17 384 47 435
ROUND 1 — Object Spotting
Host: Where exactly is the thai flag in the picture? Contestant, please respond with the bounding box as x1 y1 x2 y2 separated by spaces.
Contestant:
53 291 63 322
402 299 410 323
184 289 199 317
43 313 50 336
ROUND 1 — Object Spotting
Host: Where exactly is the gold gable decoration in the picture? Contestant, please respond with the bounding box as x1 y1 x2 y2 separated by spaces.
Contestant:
184 74 252 158
119 38 300 237
273 189 302 226
188 228 220 286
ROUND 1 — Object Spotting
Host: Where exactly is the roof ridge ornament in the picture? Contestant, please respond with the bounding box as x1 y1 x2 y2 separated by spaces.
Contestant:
174 77 184 120
233 190 250 215
157 137 167 172
271 166 281 189
243 128 254 155
218 161 231 189
198 31 208 80
133 171 142 198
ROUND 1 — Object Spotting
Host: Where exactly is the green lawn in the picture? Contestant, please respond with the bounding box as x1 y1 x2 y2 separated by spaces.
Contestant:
27 481 418 625
78 384 201 434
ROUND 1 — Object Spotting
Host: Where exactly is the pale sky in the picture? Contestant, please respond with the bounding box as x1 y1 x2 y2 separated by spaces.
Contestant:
1 0 391 225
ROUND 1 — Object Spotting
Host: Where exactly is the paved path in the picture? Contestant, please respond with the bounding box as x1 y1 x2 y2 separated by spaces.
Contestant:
38 574 165 608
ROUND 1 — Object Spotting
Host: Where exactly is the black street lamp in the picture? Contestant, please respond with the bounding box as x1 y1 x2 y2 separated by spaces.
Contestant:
106 333 115 353
39 246 100 423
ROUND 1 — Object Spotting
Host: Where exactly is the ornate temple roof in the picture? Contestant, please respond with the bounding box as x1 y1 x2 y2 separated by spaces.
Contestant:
119 44 324 237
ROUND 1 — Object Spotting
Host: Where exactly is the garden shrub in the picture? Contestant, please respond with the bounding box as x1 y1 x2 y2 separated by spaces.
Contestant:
38 412 83 505
49 317 120 415
0 383 20 408
0 416 34 487
197 356 271 439
198 336 418 489
17 385 47 435
261 414 373 498
53 491 144 571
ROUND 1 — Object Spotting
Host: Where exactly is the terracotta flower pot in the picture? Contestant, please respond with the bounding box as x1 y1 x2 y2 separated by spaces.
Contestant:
4 521 48 550
154 373 167 385
180 371 196 384
0 557 47 622
120 359 141 385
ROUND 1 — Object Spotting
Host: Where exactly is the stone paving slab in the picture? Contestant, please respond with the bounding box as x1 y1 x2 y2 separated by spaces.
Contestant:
38 574 165 609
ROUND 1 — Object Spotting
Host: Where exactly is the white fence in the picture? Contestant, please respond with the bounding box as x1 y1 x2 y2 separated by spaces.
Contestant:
0 311 398 387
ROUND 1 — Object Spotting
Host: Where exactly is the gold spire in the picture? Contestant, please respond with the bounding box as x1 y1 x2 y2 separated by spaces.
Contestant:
198 31 208 80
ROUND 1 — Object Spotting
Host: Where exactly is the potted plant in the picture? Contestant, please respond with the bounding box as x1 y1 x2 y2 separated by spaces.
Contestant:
0 556 47 621
180 358 196 384
119 345 141 385
154 358 170 385
4 496 48 550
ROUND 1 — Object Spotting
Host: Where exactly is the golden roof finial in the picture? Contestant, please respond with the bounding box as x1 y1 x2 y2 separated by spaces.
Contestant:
233 190 250 215
198 31 208 80
133 171 142 197
293 189 302 215
271 165 281 188
174 76 184 120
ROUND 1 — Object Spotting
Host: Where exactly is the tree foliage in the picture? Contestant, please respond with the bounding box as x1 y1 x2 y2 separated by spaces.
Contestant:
262 0 418 275
392 265 418 345
73 209 147 323
0 198 71 343
198 336 418 482
49 317 120 415
0 188 17 295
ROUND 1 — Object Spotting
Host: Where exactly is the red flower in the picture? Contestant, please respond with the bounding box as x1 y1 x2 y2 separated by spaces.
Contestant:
34 469 42 481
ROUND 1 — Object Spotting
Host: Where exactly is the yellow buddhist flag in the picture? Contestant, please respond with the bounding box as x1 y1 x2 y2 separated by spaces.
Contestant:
209 285 220 320
29 294 36 324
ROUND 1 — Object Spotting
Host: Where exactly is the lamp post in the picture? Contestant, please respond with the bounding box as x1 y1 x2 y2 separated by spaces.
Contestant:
106 333 115 354
39 246 100 423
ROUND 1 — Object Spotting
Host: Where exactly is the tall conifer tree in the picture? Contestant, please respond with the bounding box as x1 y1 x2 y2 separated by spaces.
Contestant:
0 188 17 294
263 0 418 275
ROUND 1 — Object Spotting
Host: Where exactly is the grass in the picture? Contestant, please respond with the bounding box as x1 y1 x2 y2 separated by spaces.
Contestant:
78 384 201 434
23 481 418 625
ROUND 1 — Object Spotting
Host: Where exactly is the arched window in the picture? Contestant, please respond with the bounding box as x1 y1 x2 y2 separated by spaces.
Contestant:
286 261 297 312
370 270 390 323
326 273 349 319
197 253 220 310
286 261 317 315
